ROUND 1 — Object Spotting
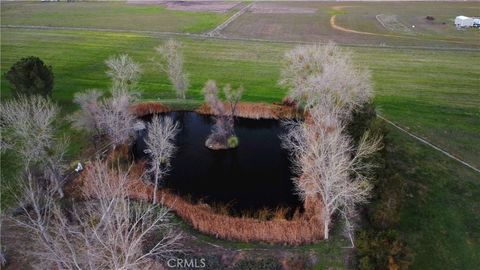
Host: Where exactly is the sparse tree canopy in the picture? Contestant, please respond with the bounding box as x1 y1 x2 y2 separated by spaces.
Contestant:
99 90 137 149
12 160 183 269
155 39 189 99
144 115 180 204
202 80 243 149
73 53 140 150
105 54 142 92
71 88 136 150
1 95 69 197
5 56 54 98
280 43 372 117
71 89 103 135
282 105 382 242
1 95 59 168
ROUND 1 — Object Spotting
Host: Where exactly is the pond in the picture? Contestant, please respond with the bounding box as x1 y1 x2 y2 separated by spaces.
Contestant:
132 112 302 215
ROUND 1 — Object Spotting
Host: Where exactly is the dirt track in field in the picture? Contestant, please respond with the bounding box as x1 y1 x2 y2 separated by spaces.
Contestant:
329 5 473 45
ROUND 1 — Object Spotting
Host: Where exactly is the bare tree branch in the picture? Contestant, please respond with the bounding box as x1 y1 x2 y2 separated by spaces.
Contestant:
98 90 136 150
11 160 183 269
155 39 189 99
282 105 382 240
280 42 373 118
202 80 243 149
1 95 69 197
105 54 142 93
144 116 180 204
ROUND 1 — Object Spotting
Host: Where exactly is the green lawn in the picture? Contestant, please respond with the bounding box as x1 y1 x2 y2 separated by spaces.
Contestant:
1 1 232 34
1 26 479 269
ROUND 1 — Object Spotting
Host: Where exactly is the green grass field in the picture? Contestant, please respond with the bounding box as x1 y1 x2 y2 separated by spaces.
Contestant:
1 2 479 269
1 1 232 33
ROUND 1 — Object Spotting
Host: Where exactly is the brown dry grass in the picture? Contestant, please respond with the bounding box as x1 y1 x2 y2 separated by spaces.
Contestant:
130 101 298 120
196 102 298 120
70 158 324 245
126 162 324 245
130 102 171 117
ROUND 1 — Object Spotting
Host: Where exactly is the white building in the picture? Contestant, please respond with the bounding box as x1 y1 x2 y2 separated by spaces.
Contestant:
474 18 480 27
455 16 474 28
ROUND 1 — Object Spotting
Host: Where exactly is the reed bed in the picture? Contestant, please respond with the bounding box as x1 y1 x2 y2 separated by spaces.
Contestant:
129 102 171 117
130 101 298 120
71 160 324 245
196 102 298 120
70 161 323 245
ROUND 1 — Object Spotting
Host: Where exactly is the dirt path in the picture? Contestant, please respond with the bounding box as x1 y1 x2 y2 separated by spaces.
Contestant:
206 2 253 37
330 6 473 45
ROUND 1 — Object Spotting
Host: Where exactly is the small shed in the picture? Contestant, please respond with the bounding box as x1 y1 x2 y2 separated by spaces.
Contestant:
455 16 474 27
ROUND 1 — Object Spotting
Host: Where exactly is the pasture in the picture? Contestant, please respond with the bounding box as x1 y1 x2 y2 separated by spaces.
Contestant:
1 1 235 33
1 1 479 269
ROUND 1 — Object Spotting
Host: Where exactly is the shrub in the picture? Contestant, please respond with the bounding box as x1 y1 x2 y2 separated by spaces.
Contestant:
227 136 239 148
356 230 414 270
347 102 377 144
5 56 54 97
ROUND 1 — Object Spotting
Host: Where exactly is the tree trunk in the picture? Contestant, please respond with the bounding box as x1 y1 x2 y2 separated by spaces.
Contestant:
323 214 330 240
153 175 158 205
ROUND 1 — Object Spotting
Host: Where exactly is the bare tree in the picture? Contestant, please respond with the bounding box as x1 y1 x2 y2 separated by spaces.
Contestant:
105 54 142 92
72 74 138 151
223 83 243 136
155 39 189 99
282 105 382 241
1 95 69 197
71 89 103 149
71 89 136 151
1 95 58 169
98 90 136 150
12 160 183 269
143 116 180 204
202 80 243 149
279 42 373 118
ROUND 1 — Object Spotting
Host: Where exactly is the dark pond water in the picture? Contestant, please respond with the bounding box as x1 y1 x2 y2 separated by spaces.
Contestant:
132 112 302 214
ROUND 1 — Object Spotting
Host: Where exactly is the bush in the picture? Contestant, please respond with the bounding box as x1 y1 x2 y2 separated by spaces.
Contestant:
5 56 54 97
356 230 413 270
347 102 377 144
227 136 239 148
